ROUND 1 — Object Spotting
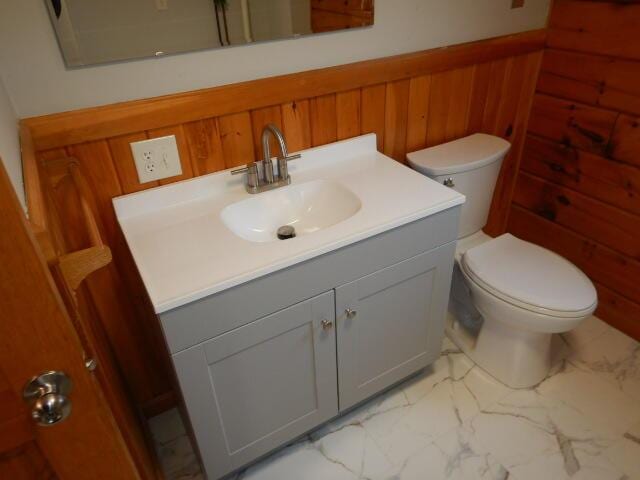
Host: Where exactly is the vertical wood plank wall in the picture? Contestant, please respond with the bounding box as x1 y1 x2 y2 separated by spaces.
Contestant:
22 31 544 414
508 0 640 340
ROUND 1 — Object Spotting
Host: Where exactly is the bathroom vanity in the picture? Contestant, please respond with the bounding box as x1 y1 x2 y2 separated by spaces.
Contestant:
114 134 465 479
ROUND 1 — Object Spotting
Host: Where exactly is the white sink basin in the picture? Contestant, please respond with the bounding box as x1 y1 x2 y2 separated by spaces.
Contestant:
220 179 362 243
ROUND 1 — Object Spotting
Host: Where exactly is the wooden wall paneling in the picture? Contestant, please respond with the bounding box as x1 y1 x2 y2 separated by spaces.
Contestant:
405 75 431 153
147 125 194 185
383 79 410 162
107 211 175 415
183 119 226 176
485 51 543 236
547 0 640 61
539 49 640 116
41 158 92 252
520 134 640 216
537 49 607 107
508 1 640 338
281 100 312 152
482 58 513 135
23 30 545 151
508 205 640 308
425 70 454 147
310 94 338 147
219 112 255 168
336 89 361 140
108 132 156 193
360 84 386 151
494 55 529 140
444 67 474 141
250 106 284 157
467 62 492 133
609 114 640 168
527 94 618 156
513 171 640 259
65 141 122 247
602 59 640 116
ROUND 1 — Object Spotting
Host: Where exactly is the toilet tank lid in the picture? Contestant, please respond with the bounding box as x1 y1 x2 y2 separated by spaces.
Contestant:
406 134 511 176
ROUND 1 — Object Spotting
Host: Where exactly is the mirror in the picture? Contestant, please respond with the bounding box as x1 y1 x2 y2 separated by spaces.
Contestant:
45 0 374 67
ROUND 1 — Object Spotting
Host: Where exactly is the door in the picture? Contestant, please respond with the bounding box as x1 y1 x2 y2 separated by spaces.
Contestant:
335 243 455 410
0 159 153 479
173 290 338 480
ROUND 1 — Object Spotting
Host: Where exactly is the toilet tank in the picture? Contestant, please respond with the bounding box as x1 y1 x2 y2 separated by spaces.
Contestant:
406 134 510 238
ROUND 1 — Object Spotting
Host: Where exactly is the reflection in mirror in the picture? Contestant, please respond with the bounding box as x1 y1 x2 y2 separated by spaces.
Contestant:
45 0 374 67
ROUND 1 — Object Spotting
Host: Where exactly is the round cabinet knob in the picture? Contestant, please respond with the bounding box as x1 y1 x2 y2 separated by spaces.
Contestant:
321 319 334 331
345 308 357 319
443 177 455 188
23 371 73 427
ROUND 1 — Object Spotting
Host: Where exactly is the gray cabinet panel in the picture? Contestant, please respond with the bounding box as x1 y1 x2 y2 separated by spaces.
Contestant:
161 208 460 354
173 291 338 479
335 243 455 410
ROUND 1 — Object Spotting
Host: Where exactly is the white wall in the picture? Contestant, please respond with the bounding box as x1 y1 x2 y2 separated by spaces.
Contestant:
0 0 550 118
0 75 25 209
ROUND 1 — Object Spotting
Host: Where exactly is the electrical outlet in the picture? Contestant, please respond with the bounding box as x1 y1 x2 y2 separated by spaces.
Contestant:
130 135 182 183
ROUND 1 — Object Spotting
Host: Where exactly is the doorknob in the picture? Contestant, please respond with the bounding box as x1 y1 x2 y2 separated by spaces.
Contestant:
23 371 72 426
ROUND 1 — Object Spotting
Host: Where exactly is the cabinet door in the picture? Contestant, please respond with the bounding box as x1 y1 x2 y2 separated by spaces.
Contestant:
335 243 455 410
173 291 338 480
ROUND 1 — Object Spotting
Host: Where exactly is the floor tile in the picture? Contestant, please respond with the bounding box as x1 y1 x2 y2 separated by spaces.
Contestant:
604 421 640 480
568 326 640 402
391 424 511 480
561 315 611 349
469 388 623 480
537 362 640 438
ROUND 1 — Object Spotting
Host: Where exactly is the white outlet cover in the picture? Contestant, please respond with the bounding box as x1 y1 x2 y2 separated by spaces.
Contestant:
131 135 182 184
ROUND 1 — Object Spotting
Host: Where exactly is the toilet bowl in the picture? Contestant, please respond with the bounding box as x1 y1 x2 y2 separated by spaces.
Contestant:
407 134 597 388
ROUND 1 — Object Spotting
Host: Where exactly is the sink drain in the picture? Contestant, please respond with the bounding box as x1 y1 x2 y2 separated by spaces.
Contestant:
277 225 296 240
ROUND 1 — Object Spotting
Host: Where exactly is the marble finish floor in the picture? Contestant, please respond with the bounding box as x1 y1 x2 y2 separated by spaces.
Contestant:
150 316 640 480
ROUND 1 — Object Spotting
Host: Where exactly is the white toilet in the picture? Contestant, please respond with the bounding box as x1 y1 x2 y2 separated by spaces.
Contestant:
407 134 597 388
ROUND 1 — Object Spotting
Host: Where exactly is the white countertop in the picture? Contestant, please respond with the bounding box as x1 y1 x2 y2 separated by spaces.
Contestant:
113 134 465 313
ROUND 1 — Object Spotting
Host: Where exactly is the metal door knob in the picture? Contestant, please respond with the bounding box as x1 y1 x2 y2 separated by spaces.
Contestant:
23 371 72 426
345 308 357 319
321 319 333 331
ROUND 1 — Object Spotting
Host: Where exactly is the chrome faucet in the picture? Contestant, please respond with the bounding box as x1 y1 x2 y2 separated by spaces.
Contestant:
231 124 301 194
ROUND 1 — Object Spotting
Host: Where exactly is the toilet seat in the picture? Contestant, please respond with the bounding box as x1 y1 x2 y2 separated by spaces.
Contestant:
461 234 597 318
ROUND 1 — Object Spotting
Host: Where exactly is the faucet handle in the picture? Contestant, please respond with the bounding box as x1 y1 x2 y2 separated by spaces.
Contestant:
230 162 255 175
277 153 301 180
230 162 259 188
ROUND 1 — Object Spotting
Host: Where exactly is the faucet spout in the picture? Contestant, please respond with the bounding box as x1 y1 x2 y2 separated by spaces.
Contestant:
262 124 290 183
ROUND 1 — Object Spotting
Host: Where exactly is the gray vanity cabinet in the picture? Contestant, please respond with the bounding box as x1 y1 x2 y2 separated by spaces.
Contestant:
172 291 338 480
335 245 453 410
162 210 461 480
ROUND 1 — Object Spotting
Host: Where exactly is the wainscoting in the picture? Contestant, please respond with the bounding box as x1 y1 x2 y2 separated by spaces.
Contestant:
21 30 544 413
508 0 640 340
